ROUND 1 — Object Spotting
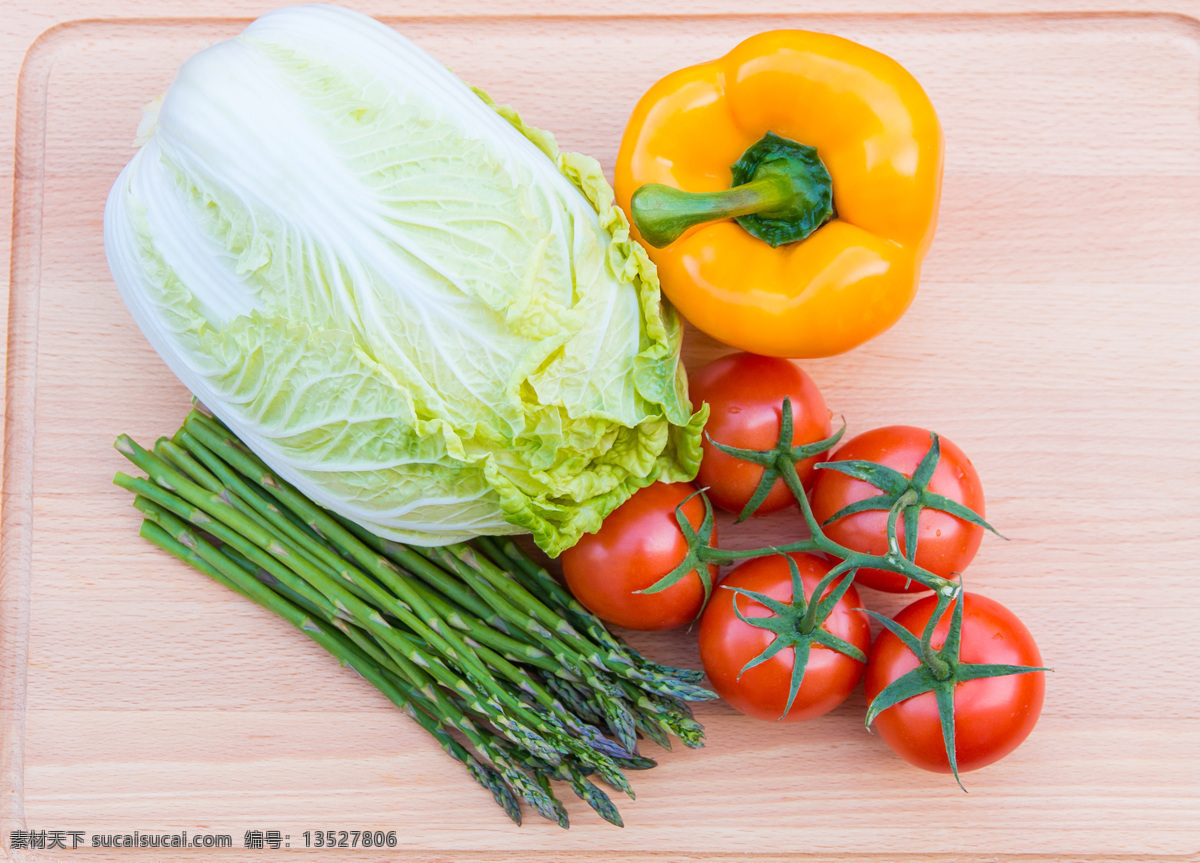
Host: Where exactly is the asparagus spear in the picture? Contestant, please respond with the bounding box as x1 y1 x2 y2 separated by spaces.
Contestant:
115 411 715 827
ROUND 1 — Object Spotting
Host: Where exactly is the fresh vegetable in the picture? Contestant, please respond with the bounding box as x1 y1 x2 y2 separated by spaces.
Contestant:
864 590 1046 787
698 553 869 722
114 411 716 828
810 426 998 593
689 353 833 518
104 5 705 557
561 482 717 631
615 29 943 358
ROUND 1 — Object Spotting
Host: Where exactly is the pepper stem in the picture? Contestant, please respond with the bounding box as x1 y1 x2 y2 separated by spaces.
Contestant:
632 175 796 248
630 131 834 249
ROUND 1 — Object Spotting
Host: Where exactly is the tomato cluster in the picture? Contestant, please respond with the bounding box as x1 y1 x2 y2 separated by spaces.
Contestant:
561 352 1046 787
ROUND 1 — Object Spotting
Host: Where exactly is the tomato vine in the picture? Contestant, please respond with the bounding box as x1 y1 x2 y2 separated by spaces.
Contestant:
640 395 1047 787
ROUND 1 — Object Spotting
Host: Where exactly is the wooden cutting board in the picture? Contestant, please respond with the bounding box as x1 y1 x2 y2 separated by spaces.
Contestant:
3 2 1199 860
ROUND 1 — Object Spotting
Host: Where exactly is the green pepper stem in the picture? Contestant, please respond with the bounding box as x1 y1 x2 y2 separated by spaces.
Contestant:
630 131 835 249
631 175 796 248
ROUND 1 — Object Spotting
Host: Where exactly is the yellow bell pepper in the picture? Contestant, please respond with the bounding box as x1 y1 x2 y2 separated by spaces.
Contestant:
615 30 943 358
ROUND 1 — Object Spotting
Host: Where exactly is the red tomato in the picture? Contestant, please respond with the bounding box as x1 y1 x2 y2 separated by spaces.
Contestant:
697 552 870 721
809 425 986 592
865 592 1045 774
689 353 832 516
560 482 717 631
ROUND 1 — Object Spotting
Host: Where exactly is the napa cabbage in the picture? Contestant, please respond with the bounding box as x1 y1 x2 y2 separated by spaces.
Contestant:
104 4 705 555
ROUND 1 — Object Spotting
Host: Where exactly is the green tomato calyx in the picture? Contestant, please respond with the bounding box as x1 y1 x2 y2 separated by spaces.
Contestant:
862 586 1050 791
723 555 865 721
814 432 1006 580
707 396 846 522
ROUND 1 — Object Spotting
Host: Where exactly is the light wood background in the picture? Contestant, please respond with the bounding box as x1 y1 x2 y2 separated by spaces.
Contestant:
3 2 1199 861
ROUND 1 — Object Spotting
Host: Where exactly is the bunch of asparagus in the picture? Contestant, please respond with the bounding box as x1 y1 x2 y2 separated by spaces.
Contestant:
114 410 715 828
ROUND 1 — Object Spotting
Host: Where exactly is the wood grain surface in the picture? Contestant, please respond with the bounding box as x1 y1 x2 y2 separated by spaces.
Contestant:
3 3 1200 862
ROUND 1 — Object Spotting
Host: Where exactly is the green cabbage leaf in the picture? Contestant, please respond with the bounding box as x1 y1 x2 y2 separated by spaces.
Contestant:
104 5 705 556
